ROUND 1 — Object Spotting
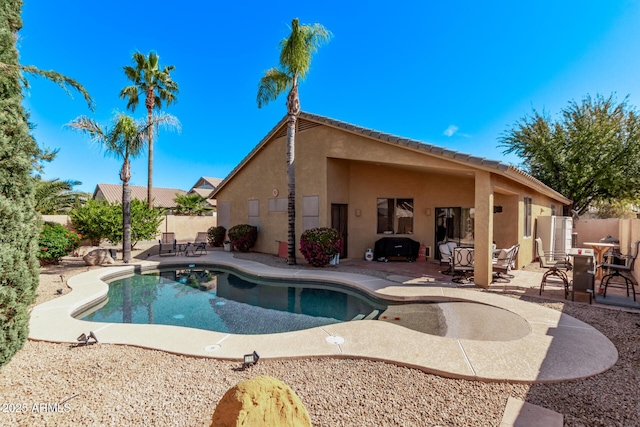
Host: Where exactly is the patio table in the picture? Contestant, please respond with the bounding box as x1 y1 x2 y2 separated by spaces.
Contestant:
582 242 619 281
176 242 190 256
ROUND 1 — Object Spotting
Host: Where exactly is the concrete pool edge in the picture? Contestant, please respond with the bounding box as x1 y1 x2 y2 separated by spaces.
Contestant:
29 252 619 383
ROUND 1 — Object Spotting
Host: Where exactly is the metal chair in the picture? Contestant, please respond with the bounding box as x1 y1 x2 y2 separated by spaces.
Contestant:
492 244 520 283
535 238 571 298
438 241 457 274
451 247 474 283
599 240 640 301
158 232 177 256
185 232 208 257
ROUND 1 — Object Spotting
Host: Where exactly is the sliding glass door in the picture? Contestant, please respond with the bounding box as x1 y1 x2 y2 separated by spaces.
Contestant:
435 207 475 259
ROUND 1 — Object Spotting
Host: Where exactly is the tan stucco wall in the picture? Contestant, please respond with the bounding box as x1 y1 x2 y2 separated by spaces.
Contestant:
215 123 568 279
163 215 217 241
215 133 290 254
43 214 217 243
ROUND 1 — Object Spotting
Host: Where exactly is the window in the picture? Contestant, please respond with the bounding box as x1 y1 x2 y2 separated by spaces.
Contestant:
377 198 413 234
524 197 532 237
248 199 259 228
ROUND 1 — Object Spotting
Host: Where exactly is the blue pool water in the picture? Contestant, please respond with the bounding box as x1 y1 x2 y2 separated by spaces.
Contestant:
78 267 386 334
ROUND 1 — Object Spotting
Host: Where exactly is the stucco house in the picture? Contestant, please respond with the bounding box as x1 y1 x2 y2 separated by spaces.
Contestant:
212 112 570 286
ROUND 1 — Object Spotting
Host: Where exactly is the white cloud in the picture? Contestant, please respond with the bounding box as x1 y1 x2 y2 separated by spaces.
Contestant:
443 125 459 137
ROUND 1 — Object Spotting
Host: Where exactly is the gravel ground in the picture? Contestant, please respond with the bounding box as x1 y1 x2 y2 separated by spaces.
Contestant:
1 248 639 427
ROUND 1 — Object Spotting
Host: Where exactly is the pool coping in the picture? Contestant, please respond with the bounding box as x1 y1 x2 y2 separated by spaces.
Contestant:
29 251 619 383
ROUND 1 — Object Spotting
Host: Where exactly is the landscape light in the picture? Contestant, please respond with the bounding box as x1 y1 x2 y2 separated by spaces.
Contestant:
242 351 260 369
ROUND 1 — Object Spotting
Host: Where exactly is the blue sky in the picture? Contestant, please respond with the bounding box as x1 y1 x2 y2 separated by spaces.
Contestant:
19 1 640 193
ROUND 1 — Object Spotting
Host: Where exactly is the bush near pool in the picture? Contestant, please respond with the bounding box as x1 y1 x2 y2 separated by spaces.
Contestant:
300 228 342 267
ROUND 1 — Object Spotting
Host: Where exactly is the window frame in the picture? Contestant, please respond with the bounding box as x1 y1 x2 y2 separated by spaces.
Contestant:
524 196 532 237
377 197 414 235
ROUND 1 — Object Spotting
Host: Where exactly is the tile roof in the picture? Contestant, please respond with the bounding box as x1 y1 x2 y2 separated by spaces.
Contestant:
93 184 186 208
190 188 214 198
200 177 223 188
211 111 570 204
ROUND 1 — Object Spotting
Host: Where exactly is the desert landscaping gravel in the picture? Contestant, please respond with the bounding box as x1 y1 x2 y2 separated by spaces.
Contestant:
1 249 639 426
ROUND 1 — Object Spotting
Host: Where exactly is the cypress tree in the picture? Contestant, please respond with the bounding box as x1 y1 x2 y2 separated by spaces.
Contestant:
0 0 41 368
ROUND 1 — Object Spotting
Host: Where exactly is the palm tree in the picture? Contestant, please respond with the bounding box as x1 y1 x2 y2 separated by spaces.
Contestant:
33 177 86 214
120 51 179 209
67 112 180 262
256 18 331 265
173 193 214 216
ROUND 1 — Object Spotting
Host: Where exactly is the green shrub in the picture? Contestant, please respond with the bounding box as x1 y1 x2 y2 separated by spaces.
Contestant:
207 225 226 247
227 224 257 252
37 222 81 265
70 198 163 249
300 228 342 267
69 198 115 245
0 2 42 368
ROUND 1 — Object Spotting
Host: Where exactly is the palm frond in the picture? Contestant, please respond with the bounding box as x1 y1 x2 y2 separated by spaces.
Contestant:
119 85 140 111
257 68 292 108
279 18 332 80
66 116 107 144
33 178 84 214
20 65 95 111
0 62 95 110
147 111 181 135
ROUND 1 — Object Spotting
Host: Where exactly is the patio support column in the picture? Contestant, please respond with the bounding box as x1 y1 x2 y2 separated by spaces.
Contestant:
474 171 494 287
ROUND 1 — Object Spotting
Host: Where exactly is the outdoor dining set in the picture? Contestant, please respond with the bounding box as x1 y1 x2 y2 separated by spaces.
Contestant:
158 232 208 257
438 237 639 303
438 241 520 284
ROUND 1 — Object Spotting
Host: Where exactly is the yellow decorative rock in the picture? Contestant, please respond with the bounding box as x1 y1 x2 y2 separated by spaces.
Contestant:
211 375 312 427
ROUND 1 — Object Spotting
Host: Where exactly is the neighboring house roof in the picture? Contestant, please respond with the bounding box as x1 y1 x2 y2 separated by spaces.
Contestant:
190 176 223 191
188 176 223 207
211 111 571 204
190 188 214 198
93 184 186 208
188 187 218 207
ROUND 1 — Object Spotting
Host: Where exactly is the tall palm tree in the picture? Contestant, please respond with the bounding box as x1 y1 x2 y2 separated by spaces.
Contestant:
120 51 179 209
67 112 180 262
257 18 331 265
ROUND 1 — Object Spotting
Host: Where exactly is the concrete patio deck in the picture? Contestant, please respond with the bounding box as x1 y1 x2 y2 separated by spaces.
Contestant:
29 249 620 384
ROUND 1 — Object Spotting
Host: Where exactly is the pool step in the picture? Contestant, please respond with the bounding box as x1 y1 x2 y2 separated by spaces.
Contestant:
351 313 365 321
363 309 380 320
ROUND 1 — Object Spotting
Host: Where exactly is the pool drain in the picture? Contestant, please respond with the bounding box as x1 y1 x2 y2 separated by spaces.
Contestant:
325 336 344 345
204 344 221 352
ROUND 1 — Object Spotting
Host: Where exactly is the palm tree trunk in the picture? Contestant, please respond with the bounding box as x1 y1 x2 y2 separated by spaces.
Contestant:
146 107 154 209
121 159 132 263
285 80 300 265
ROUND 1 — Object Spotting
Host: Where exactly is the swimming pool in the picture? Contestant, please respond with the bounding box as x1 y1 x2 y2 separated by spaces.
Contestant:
75 264 531 340
77 266 387 334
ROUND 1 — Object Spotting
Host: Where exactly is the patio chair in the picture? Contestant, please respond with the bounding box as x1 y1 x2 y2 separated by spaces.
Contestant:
159 232 177 256
535 238 571 298
185 232 208 257
492 244 520 283
439 241 457 274
599 240 640 301
451 247 474 283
